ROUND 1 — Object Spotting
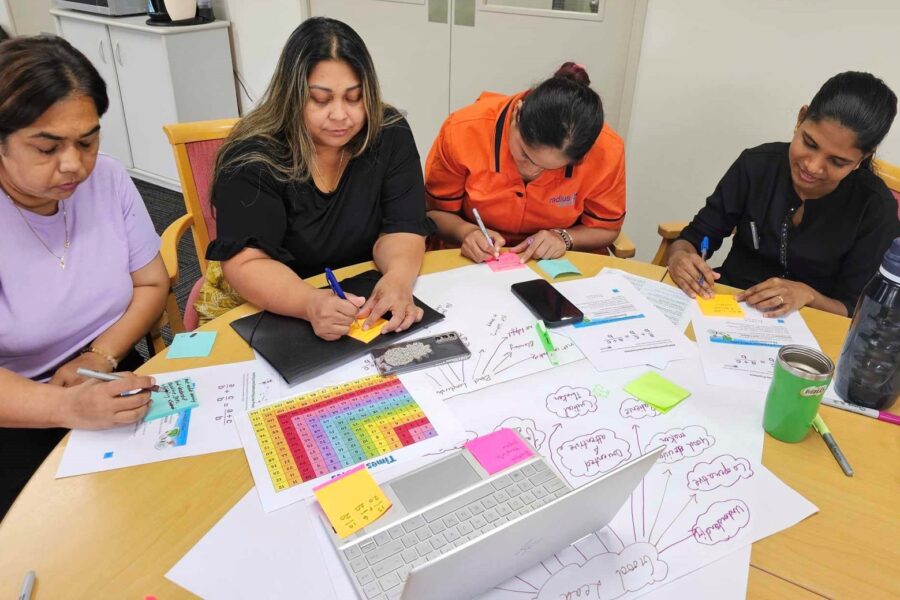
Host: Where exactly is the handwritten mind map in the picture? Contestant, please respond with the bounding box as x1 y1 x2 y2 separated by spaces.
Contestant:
693 303 820 391
556 273 696 371
399 266 584 402
441 358 816 600
236 374 464 512
57 360 285 478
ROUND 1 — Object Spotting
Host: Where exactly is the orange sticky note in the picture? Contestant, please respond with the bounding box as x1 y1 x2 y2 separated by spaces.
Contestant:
347 318 387 344
696 294 745 318
314 465 392 539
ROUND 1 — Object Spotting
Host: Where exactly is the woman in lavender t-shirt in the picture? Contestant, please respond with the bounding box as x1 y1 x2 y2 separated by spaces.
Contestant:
0 37 168 516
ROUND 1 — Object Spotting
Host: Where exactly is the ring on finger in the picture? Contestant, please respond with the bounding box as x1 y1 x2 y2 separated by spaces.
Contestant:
776 295 785 305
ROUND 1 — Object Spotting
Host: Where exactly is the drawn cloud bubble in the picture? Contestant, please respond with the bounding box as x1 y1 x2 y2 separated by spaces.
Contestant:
546 386 598 418
495 417 546 451
686 454 754 492
619 397 660 420
691 499 750 545
646 425 716 464
533 541 668 600
557 428 631 477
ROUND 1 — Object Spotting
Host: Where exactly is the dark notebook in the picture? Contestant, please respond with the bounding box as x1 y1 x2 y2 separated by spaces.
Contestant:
230 270 445 385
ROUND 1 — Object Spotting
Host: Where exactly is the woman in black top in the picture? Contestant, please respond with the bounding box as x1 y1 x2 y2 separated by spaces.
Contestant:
201 18 434 340
667 71 898 317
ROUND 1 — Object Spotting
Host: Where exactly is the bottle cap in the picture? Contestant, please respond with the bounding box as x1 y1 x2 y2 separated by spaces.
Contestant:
881 237 900 277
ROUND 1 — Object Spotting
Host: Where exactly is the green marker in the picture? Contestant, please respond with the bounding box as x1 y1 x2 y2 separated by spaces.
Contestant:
812 414 853 477
535 320 559 366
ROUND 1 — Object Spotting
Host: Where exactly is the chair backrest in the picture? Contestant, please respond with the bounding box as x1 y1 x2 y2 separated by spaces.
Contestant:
873 158 900 220
163 118 238 275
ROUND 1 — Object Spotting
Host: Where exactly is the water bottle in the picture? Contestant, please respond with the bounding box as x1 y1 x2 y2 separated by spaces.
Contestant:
834 238 900 410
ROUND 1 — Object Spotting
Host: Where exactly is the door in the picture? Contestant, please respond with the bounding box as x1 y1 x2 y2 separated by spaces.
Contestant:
55 17 134 168
449 0 636 131
108 27 179 181
308 0 452 159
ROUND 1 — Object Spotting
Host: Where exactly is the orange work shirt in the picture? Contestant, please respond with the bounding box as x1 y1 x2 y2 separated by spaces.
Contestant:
425 91 626 241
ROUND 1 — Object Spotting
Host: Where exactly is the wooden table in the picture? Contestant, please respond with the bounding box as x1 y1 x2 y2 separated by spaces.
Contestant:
1 250 897 598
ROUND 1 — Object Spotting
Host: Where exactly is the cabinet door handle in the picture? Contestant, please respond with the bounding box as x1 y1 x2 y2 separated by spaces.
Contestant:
98 40 106 64
115 42 123 67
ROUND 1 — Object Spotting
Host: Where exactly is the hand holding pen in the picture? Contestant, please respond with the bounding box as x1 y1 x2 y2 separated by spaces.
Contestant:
308 268 366 341
666 236 720 299
461 208 505 263
58 371 157 429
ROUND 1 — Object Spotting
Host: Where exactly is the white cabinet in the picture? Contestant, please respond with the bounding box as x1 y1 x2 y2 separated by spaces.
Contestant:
53 9 238 191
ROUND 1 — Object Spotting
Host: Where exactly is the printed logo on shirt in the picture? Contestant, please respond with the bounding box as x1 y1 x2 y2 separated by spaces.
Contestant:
549 192 576 208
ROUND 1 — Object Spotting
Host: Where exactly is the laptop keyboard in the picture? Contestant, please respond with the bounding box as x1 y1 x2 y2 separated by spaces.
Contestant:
338 459 572 600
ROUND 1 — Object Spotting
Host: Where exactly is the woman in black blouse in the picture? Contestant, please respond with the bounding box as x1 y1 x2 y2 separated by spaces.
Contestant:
667 71 898 317
201 18 434 340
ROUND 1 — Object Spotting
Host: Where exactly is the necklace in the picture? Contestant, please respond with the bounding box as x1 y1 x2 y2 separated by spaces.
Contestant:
6 192 70 269
311 149 346 193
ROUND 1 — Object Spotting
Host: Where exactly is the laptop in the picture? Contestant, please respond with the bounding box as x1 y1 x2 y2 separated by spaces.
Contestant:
322 432 662 600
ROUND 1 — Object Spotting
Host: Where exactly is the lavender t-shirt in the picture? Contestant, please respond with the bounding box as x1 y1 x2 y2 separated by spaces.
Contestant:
0 155 161 379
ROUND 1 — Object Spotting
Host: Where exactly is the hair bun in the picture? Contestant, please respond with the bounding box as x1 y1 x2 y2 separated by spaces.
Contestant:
554 61 591 87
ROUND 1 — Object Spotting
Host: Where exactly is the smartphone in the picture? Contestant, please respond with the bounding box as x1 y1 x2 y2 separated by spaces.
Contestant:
371 331 471 376
510 279 584 327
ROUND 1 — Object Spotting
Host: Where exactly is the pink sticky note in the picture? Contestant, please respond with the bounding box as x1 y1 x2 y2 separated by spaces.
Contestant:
464 428 535 475
486 252 525 272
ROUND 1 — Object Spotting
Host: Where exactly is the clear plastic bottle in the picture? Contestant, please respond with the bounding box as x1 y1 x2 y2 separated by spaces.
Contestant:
834 237 900 410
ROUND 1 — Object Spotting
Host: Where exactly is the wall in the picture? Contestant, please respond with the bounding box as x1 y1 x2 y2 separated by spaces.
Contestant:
626 0 900 263
6 0 52 35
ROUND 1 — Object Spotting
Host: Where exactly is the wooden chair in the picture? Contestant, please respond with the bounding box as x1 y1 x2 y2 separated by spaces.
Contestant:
649 159 900 269
146 118 238 354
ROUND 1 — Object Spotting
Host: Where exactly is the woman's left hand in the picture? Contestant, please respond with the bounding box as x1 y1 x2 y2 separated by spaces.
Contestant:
509 230 567 263
49 350 115 387
358 272 424 334
736 277 816 317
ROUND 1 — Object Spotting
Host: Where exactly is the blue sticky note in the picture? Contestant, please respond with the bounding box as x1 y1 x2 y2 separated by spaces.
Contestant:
538 258 583 279
144 378 200 422
167 331 217 359
103 451 114 459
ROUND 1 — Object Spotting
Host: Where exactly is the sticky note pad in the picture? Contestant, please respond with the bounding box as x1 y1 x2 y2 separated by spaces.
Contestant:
465 428 535 475
347 318 387 344
167 331 217 359
144 378 199 422
696 294 745 318
314 465 392 538
486 252 526 272
624 372 690 413
538 258 582 279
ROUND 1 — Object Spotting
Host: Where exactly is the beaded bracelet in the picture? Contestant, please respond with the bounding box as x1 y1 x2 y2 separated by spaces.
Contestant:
83 345 118 370
552 228 574 251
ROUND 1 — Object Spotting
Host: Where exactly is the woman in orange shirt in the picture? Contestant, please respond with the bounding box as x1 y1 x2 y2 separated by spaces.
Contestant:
426 63 626 263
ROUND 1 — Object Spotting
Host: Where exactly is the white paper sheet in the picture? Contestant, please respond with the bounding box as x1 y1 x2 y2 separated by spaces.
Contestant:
692 303 821 391
56 360 286 477
599 268 693 333
434 358 816 599
235 374 466 512
555 274 697 372
398 266 584 402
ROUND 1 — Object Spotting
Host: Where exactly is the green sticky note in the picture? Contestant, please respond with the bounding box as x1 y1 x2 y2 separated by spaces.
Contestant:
623 372 690 413
167 331 218 359
538 258 582 279
144 378 199 422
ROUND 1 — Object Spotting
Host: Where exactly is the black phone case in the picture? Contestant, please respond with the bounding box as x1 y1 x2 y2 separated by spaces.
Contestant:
371 332 471 375
510 279 584 327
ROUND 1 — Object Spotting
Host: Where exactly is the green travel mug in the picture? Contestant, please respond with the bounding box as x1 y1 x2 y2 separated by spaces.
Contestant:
763 345 834 442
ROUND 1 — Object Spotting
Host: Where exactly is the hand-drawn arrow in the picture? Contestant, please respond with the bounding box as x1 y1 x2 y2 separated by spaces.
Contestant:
652 493 698 546
547 423 564 475
473 349 484 379
647 469 672 542
482 336 509 376
632 424 645 538
493 351 514 372
659 531 695 554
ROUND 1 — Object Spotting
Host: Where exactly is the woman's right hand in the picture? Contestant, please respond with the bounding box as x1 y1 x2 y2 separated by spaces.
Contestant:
461 227 505 263
60 374 155 430
667 249 720 299
307 289 366 340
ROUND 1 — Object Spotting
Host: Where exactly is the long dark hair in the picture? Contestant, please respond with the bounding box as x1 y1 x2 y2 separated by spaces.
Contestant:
517 62 603 162
804 71 897 170
0 35 108 143
216 17 397 183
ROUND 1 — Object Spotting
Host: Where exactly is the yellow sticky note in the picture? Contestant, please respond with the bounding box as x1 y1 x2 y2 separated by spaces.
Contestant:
314 466 392 538
347 318 387 344
696 294 745 318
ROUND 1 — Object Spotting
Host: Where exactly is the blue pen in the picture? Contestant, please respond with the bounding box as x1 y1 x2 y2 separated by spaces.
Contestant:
324 268 346 299
698 236 710 285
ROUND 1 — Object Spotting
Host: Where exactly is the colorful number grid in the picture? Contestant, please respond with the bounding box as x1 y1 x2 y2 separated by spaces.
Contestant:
248 375 436 492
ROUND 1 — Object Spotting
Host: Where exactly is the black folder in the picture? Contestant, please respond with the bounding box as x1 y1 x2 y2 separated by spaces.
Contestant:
230 270 444 385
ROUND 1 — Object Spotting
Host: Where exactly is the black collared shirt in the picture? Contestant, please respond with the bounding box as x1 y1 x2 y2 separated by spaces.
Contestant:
207 114 435 279
679 142 898 315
